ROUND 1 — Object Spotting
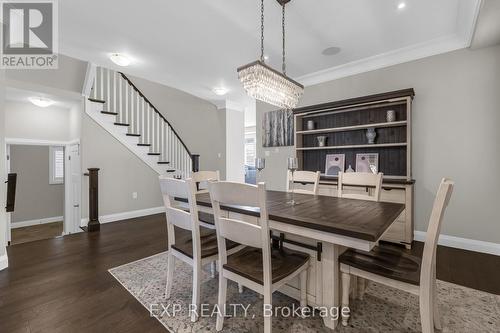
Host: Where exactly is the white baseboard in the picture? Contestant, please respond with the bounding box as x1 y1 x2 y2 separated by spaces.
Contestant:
81 206 164 227
414 231 500 256
11 216 63 229
0 254 8 271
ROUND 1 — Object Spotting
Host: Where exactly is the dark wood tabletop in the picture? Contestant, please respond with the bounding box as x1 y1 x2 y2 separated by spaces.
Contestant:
179 191 404 242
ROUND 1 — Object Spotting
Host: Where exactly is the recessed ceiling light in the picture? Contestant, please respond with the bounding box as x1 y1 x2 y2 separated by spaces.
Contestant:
29 97 55 108
213 87 229 96
109 53 131 66
397 2 406 10
321 46 341 56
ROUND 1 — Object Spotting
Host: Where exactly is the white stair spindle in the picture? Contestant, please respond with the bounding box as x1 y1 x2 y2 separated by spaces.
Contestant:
99 67 104 100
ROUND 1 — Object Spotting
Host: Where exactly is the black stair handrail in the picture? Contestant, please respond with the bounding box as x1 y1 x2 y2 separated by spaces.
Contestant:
118 72 193 158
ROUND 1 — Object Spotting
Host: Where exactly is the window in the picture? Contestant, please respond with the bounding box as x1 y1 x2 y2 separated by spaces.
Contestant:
244 126 257 184
49 146 64 184
244 126 256 167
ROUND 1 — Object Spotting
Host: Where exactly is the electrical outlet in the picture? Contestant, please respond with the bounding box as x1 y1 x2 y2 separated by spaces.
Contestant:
132 192 138 199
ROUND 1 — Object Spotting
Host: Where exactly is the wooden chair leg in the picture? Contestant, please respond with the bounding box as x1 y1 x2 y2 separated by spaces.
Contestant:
210 261 216 279
419 289 434 333
165 252 174 299
191 263 201 323
263 291 272 333
216 276 227 331
433 281 442 330
341 272 351 326
357 277 367 300
299 269 307 313
351 276 358 299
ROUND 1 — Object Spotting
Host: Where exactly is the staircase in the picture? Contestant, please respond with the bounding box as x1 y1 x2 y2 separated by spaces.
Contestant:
86 67 199 177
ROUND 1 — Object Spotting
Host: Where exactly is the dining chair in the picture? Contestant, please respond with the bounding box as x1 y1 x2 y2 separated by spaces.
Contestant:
192 170 220 194
159 176 242 323
339 178 454 333
208 181 310 333
337 171 383 201
286 170 321 195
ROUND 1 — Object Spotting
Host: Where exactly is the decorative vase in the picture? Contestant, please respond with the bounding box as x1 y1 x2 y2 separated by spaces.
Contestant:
366 128 377 144
306 120 315 130
386 110 396 122
317 136 327 147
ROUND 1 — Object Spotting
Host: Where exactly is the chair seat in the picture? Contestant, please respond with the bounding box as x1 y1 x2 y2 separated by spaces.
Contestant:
223 246 309 285
172 226 239 259
339 244 422 285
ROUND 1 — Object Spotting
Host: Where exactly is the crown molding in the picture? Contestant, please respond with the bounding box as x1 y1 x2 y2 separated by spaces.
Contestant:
297 34 466 87
298 0 482 87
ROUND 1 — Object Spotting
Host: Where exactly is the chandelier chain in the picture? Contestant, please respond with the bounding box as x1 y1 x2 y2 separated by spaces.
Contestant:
260 0 265 62
282 3 286 74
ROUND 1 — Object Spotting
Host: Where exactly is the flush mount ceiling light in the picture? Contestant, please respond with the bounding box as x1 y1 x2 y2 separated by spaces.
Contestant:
213 87 229 96
109 53 131 66
237 0 304 110
397 2 406 10
29 96 55 108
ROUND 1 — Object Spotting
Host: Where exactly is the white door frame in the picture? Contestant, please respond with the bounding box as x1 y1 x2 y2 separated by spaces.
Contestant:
4 138 82 242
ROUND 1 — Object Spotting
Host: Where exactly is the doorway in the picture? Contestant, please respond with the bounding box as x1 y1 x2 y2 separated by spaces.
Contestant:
6 142 81 245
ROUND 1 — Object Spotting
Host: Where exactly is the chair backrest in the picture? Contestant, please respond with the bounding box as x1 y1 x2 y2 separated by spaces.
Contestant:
208 181 272 285
420 178 454 289
192 170 220 193
337 172 383 201
159 176 201 254
287 170 321 195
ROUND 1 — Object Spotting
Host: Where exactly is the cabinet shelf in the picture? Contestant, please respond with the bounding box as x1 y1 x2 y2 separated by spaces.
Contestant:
296 120 407 135
296 143 407 151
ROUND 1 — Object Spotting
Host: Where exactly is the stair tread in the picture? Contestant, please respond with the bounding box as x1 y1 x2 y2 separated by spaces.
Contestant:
157 161 170 164
89 98 105 103
147 152 161 155
126 133 141 137
114 122 130 126
101 111 118 115
137 143 151 147
166 170 176 173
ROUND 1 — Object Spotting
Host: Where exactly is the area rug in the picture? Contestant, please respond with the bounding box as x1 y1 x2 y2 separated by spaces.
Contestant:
109 252 500 333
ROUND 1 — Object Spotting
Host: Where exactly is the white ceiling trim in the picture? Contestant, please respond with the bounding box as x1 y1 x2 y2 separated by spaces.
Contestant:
297 34 465 87
297 0 483 88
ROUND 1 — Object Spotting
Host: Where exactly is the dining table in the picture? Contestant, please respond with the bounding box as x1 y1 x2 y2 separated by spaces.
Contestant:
176 190 405 330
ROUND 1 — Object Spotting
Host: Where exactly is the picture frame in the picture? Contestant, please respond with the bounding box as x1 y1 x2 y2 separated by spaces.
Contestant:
355 153 379 174
325 154 345 176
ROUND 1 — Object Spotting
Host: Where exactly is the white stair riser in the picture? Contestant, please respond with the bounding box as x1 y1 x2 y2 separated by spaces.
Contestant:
86 101 172 176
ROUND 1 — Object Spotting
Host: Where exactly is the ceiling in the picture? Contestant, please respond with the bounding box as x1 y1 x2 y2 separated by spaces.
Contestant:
6 87 80 110
59 0 482 108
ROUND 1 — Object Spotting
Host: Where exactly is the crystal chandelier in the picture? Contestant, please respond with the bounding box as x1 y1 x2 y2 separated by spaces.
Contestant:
237 0 304 109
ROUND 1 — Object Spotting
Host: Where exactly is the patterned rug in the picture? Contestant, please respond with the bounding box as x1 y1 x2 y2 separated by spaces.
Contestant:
109 252 500 333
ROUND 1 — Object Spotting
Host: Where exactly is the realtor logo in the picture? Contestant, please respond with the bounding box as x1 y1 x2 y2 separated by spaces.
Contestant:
1 0 58 68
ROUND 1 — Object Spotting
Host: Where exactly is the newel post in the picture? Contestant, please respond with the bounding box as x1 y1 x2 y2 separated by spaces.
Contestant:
84 168 100 232
192 154 200 173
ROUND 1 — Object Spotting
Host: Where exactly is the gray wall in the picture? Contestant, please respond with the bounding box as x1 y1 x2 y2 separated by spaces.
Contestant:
127 75 227 179
81 113 163 218
10 146 64 223
5 54 87 95
257 44 500 244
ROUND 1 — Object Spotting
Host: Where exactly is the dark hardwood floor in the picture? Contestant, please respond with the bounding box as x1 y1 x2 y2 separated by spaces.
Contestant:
11 222 63 245
0 214 498 332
